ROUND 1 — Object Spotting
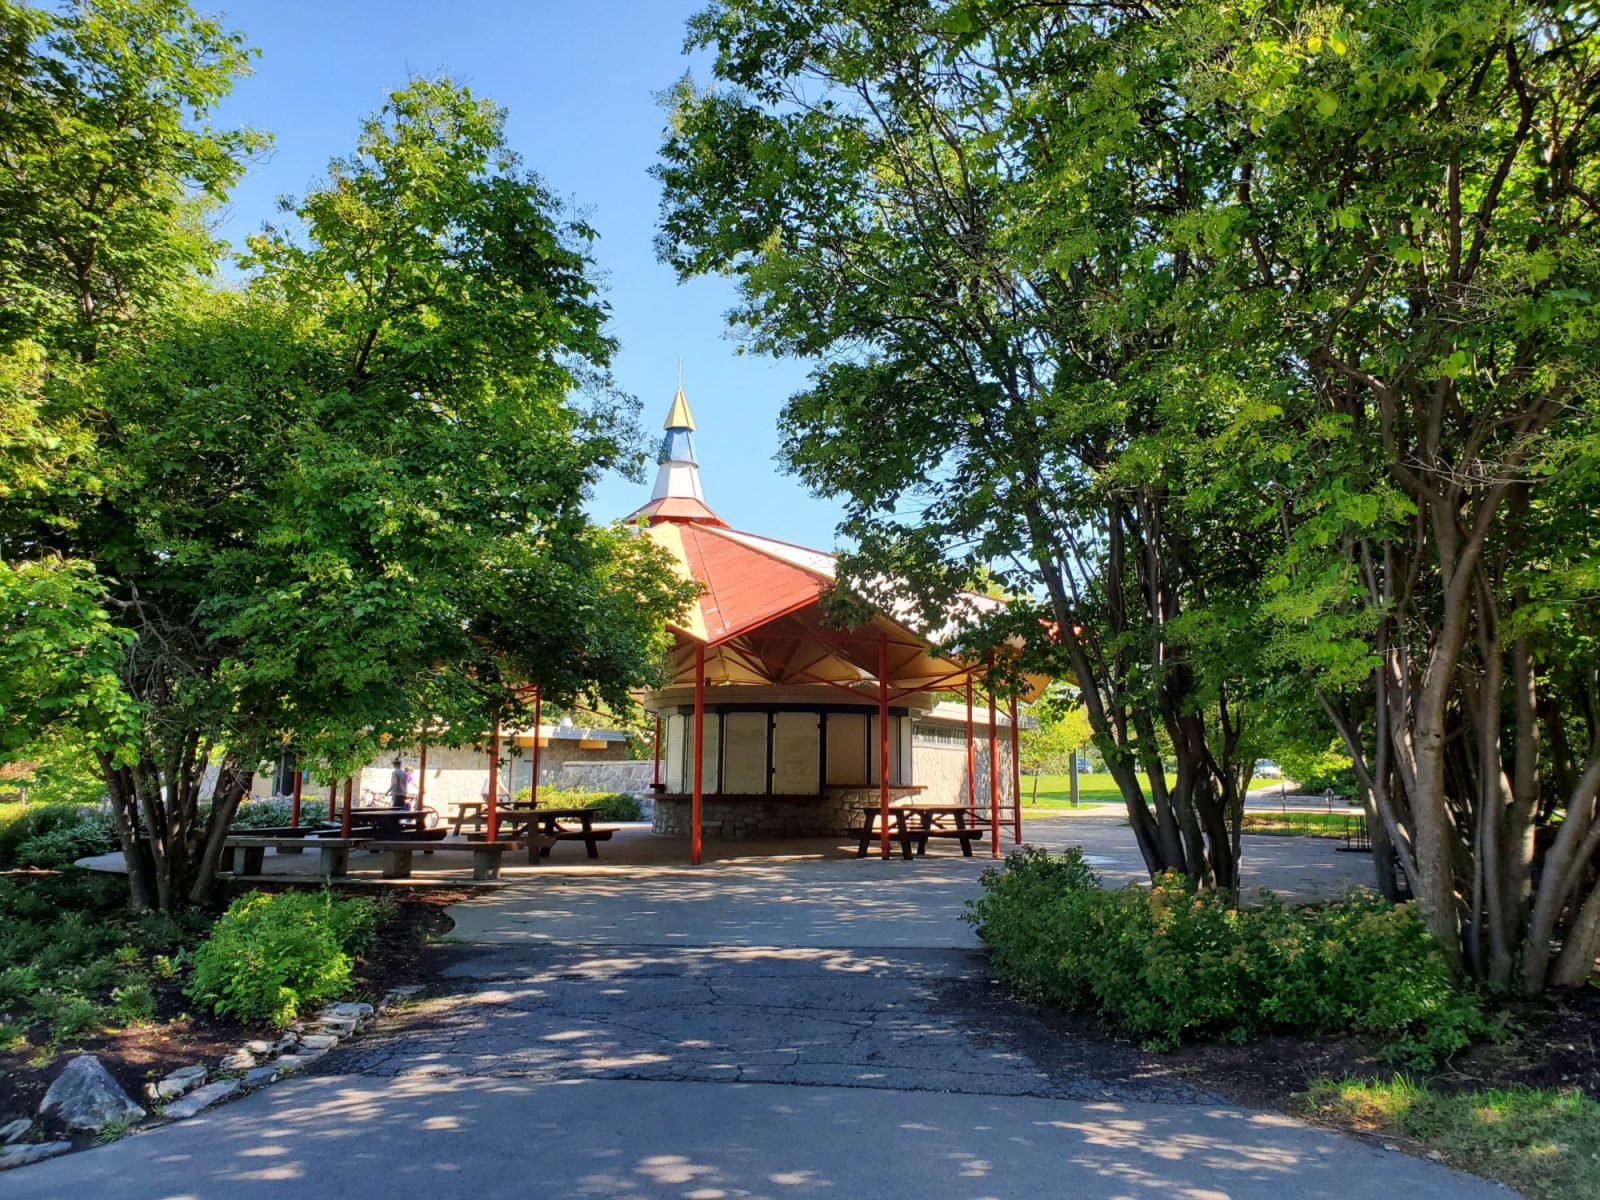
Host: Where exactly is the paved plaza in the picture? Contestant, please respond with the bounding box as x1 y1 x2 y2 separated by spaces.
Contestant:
25 816 1504 1199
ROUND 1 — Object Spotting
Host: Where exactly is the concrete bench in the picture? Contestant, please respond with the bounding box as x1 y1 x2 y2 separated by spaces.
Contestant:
367 840 530 882
223 836 366 877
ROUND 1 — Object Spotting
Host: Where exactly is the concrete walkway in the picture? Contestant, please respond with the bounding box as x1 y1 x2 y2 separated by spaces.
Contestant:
26 820 1502 1199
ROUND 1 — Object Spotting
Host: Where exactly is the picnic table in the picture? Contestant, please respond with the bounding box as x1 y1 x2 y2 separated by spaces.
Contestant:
463 804 615 862
346 806 435 839
854 805 989 859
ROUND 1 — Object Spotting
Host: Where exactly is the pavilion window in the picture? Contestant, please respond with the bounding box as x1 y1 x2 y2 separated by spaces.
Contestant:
663 713 687 792
866 714 909 785
721 711 767 793
825 713 867 785
698 712 723 795
771 711 820 793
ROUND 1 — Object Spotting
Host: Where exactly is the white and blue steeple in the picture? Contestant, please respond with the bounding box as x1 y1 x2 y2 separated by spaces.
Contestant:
628 372 726 526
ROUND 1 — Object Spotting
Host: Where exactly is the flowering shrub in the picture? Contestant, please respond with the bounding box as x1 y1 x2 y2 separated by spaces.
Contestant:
965 847 1484 1061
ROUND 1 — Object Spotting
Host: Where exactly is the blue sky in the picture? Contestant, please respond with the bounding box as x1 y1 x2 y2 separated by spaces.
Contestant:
207 0 845 549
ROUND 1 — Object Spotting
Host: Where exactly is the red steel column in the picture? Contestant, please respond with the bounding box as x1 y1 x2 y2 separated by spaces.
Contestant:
531 688 542 809
1010 696 1023 845
692 643 705 865
878 632 890 860
965 678 976 820
417 743 427 811
486 723 499 844
988 681 1000 859
341 776 353 837
652 715 662 790
290 760 303 828
327 780 337 827
487 719 501 843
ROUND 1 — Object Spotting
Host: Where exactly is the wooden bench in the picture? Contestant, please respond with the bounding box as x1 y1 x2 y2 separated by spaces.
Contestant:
367 840 528 882
848 825 919 859
545 825 615 861
223 836 366 877
915 825 991 857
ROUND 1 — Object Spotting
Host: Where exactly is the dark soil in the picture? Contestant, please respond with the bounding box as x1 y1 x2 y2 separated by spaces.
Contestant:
1155 982 1600 1110
0 880 467 1135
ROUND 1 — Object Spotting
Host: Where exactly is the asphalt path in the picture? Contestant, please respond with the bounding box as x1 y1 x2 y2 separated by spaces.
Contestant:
19 822 1503 1199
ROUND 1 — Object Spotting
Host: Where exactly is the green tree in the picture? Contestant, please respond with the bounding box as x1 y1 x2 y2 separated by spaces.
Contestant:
658 0 1600 990
1018 686 1092 782
1184 1 1600 989
3 75 694 909
655 0 1270 894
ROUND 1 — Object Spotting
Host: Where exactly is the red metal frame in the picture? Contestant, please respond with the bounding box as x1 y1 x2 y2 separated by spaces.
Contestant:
487 720 501 843
417 743 427 811
988 682 1000 859
652 715 662 789
290 760 303 829
878 632 891 860
531 689 542 810
1010 697 1022 845
965 679 976 820
327 780 337 827
341 777 353 838
692 643 705 865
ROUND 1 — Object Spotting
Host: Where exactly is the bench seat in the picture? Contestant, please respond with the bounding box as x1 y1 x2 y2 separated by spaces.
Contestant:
366 839 529 881
223 836 366 877
848 824 991 858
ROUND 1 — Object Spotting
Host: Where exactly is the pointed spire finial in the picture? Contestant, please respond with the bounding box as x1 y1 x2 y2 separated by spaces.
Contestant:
664 365 695 431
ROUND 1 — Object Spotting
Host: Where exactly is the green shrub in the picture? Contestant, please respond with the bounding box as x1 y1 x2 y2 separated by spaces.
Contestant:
13 812 117 867
186 890 377 1026
510 787 642 820
0 803 114 865
228 798 329 829
965 847 1484 1060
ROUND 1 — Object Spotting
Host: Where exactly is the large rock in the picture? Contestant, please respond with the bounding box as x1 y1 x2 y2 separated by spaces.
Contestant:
38 1056 144 1132
0 1118 32 1144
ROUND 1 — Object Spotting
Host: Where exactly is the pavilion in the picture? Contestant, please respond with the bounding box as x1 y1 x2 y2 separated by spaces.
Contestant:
627 383 1046 863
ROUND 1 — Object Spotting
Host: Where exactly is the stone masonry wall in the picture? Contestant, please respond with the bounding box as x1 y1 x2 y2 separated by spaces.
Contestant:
652 787 926 839
556 760 654 797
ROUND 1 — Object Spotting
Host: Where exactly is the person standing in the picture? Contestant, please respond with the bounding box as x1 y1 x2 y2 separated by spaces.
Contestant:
387 757 408 809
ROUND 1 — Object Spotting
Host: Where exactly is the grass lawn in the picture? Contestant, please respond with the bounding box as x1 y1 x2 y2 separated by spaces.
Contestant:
1021 771 1176 810
1241 810 1361 838
1301 1077 1600 1200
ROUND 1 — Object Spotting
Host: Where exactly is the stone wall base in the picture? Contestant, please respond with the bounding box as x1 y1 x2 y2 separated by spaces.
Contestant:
652 788 921 839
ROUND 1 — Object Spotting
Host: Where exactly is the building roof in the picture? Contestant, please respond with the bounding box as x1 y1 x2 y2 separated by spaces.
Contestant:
628 383 1047 700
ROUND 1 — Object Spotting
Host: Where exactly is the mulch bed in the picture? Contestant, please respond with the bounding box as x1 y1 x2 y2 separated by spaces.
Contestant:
0 880 469 1132
1157 983 1600 1109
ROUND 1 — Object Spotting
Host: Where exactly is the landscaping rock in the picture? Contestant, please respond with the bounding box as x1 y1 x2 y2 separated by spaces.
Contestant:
218 1050 256 1072
147 1064 207 1103
0 1141 72 1170
243 1039 275 1056
298 1033 339 1051
385 985 425 1004
322 1001 373 1021
38 1055 145 1132
270 1033 300 1054
243 1066 278 1088
311 1016 359 1036
161 1079 241 1121
0 1118 32 1144
274 1049 325 1072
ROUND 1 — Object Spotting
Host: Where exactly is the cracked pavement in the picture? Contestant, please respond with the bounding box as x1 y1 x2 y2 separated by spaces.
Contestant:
14 829 1509 1199
328 943 1202 1103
